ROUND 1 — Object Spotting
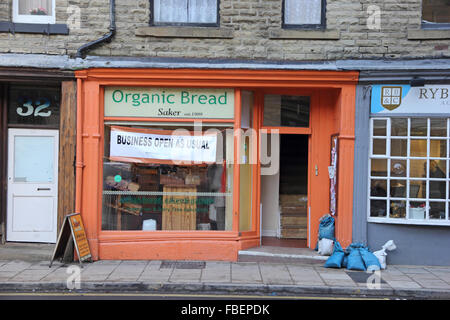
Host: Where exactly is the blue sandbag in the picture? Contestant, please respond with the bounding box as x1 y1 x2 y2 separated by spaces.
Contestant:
346 243 367 271
324 241 345 268
360 248 381 271
319 215 335 240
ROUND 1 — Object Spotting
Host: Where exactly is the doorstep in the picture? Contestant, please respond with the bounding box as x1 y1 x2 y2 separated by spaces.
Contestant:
238 246 328 264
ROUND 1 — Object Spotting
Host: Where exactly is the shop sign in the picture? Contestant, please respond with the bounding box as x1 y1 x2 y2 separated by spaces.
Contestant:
104 87 234 119
109 126 217 164
371 84 450 114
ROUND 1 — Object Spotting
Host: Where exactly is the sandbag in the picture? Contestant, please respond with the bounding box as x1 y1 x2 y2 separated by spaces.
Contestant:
318 238 334 256
346 243 366 271
318 214 335 240
360 248 381 271
324 241 345 268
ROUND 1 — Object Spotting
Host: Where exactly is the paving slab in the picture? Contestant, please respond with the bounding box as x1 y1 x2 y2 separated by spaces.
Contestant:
201 262 231 283
259 263 293 285
169 268 202 283
106 261 148 282
138 261 173 283
231 262 263 284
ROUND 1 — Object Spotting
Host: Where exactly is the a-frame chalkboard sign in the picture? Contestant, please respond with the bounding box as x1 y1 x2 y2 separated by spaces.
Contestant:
49 213 92 267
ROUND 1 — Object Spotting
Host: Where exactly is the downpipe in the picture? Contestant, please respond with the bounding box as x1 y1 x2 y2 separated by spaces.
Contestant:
76 0 116 59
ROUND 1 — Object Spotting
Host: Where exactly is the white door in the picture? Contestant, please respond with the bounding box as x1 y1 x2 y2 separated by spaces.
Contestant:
7 129 59 243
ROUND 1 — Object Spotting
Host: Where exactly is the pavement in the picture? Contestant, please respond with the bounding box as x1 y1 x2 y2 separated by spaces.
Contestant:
1 243 450 299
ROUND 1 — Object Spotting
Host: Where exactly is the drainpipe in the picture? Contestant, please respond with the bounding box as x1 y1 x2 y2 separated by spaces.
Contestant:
76 0 116 59
75 78 83 213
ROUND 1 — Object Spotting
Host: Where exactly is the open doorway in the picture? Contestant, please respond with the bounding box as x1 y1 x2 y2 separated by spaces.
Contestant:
260 134 308 248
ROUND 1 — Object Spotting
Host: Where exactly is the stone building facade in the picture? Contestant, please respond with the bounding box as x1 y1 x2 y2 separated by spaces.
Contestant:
0 0 448 60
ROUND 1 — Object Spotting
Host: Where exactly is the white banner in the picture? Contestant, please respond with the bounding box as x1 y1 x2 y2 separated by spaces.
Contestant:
109 126 217 164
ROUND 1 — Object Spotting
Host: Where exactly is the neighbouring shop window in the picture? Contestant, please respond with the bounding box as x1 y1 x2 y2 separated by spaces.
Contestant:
422 0 450 26
263 95 310 127
13 0 55 24
102 125 234 231
283 0 325 29
8 85 60 128
369 118 450 224
151 0 219 26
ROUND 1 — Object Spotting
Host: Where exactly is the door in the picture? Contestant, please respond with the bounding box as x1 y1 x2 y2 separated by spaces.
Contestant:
7 129 59 243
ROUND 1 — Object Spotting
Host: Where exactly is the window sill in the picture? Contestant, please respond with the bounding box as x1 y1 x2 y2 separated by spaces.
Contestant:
135 26 234 39
368 217 450 227
269 29 340 40
0 21 69 35
408 29 450 40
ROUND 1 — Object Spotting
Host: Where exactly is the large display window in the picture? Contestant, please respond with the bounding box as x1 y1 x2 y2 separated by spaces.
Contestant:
102 124 234 231
368 117 450 224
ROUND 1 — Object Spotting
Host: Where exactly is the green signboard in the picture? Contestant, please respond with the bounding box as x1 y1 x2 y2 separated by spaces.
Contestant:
104 87 235 119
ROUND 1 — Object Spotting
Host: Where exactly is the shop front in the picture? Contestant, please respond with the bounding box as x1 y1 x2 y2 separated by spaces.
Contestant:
353 70 450 266
75 68 358 261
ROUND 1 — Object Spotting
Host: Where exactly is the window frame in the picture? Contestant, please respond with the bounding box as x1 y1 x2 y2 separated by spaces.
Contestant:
12 0 56 24
367 117 450 226
149 0 220 27
282 0 326 30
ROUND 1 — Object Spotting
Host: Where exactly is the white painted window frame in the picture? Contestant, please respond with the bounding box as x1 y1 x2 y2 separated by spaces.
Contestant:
367 117 450 226
12 0 56 24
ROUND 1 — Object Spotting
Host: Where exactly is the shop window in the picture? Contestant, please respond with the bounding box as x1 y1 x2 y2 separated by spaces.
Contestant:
263 95 310 127
101 125 234 231
283 0 326 29
369 118 450 224
422 0 450 28
13 0 55 24
150 0 219 26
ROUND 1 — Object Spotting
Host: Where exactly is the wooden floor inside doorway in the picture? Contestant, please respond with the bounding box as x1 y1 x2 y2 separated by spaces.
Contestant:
261 237 307 248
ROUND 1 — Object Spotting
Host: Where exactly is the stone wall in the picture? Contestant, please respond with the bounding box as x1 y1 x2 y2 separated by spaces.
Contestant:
0 0 448 60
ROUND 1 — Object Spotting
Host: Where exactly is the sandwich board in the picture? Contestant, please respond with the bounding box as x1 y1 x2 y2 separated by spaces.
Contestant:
49 213 92 267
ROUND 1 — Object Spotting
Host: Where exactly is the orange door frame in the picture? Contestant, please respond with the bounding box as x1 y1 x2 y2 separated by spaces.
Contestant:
74 68 358 261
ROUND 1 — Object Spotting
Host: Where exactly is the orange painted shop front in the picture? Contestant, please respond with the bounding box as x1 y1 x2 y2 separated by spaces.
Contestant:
74 68 358 261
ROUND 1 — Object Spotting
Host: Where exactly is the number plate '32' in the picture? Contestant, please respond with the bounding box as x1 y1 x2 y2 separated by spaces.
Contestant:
17 98 52 117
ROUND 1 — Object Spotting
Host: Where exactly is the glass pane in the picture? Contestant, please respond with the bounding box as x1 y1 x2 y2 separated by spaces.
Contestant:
391 139 407 157
239 136 253 231
429 181 446 199
429 160 446 178
390 180 406 198
410 159 426 178
188 0 218 23
154 0 188 23
14 135 54 183
430 140 447 158
370 179 387 197
285 0 322 25
19 0 52 16
411 118 427 136
102 125 234 231
8 85 60 127
409 201 426 220
371 159 387 177
422 0 450 23
391 118 407 136
373 119 386 136
409 181 425 198
390 200 406 218
372 139 386 155
430 119 447 137
410 139 427 157
370 200 387 217
429 202 446 220
263 95 310 127
391 160 406 177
